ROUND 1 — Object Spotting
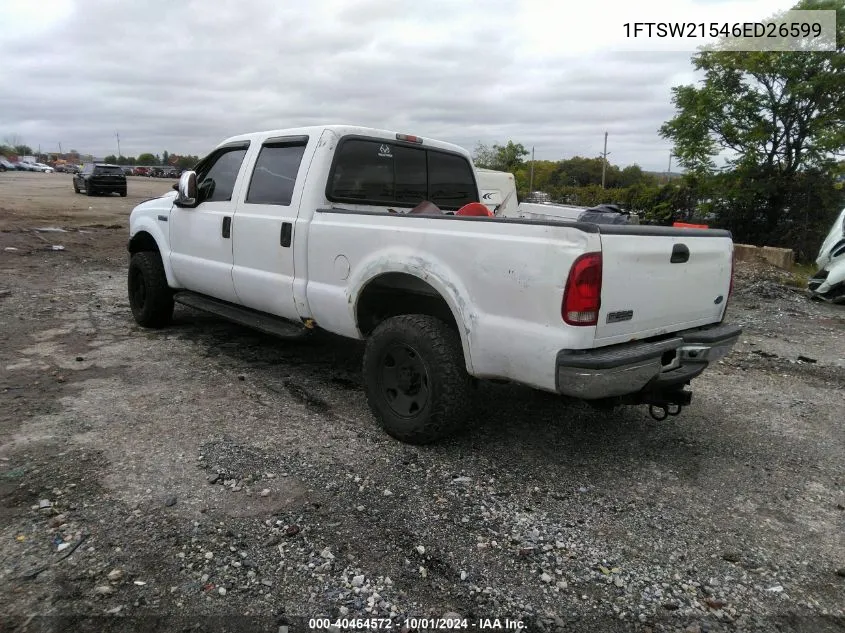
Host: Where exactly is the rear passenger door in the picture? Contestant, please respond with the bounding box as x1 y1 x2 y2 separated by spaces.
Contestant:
231 135 310 321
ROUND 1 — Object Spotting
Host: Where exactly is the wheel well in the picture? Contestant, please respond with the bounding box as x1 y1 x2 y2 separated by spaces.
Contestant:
128 231 159 254
356 273 459 336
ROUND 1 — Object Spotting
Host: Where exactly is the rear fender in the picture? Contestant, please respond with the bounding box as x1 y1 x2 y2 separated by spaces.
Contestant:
348 251 476 374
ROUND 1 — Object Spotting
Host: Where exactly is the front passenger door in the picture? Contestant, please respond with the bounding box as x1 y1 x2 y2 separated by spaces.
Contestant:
169 144 249 303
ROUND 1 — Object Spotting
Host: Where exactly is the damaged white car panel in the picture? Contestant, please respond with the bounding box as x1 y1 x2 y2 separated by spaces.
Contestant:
808 207 845 303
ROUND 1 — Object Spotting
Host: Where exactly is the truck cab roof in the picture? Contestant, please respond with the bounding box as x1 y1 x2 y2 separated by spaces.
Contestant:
218 125 472 159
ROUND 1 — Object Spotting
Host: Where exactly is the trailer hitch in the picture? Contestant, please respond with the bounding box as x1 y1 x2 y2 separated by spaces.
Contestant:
642 389 691 421
648 403 683 421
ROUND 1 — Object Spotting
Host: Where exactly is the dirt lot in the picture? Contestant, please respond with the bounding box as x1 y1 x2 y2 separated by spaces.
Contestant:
0 171 843 633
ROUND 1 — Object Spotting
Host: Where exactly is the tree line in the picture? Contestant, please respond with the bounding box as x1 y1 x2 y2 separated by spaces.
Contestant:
101 151 200 169
1 142 200 170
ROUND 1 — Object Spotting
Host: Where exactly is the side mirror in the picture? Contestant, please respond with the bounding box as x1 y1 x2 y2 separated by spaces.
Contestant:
176 171 198 207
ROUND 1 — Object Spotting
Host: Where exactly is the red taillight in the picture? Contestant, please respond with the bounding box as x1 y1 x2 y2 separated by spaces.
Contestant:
562 252 602 326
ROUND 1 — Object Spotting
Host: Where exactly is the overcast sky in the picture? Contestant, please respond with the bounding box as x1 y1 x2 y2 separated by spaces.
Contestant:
1 0 797 170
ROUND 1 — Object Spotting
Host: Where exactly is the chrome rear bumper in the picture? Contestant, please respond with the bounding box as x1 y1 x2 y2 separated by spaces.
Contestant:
555 323 741 399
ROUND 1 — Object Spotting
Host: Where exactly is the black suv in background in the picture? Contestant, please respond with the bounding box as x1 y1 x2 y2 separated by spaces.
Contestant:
73 163 127 197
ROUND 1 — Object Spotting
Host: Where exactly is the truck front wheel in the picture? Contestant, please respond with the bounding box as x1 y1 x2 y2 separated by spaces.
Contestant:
363 315 472 444
128 251 174 328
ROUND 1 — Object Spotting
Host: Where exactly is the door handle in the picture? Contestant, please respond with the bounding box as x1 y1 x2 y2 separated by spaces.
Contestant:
280 222 292 247
222 216 231 239
670 243 690 263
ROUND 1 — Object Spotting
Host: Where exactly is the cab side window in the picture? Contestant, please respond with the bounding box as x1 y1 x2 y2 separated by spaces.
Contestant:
245 141 307 206
197 147 248 203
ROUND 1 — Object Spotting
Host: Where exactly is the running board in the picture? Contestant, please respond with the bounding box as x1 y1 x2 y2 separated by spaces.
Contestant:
174 291 309 340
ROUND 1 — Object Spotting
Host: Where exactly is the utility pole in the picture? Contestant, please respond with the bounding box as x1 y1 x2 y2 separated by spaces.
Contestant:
116 132 121 159
58 142 63 156
600 132 610 189
666 151 673 184
528 146 535 193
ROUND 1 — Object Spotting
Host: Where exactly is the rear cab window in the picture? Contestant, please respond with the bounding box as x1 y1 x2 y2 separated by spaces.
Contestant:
327 137 477 211
94 165 124 175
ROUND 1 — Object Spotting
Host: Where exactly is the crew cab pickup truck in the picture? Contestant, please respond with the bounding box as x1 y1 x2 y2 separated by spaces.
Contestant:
128 125 741 443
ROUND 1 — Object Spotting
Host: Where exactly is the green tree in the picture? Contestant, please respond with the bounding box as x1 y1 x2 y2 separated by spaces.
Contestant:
137 153 156 165
472 141 529 172
14 144 32 156
617 165 656 188
175 155 199 169
104 155 117 164
162 150 170 165
659 0 845 256
472 142 497 169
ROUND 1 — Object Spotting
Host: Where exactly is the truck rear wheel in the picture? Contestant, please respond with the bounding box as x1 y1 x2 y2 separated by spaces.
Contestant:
363 315 472 444
128 251 174 328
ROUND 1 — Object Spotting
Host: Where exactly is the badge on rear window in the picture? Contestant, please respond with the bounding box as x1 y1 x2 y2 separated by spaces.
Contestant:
378 144 392 158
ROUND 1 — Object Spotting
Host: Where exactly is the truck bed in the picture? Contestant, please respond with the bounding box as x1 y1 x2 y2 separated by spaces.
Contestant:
305 208 733 392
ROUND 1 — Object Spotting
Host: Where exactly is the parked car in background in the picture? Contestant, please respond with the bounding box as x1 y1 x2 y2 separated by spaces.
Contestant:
122 167 134 176
133 167 151 177
0 157 15 172
32 162 54 173
15 161 37 171
74 163 127 196
166 168 181 178
149 167 165 178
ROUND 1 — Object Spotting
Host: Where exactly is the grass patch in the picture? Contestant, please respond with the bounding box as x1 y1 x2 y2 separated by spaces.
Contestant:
781 262 816 289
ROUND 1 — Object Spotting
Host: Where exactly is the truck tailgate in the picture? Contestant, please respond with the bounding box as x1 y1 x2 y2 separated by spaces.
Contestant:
596 229 733 346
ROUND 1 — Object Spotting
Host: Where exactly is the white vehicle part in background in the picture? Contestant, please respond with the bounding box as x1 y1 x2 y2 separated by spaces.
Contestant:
808 207 845 302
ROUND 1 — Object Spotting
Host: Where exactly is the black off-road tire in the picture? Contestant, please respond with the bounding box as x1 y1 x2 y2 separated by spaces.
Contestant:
119 188 127 197
73 180 80 194
363 314 472 444
128 251 174 328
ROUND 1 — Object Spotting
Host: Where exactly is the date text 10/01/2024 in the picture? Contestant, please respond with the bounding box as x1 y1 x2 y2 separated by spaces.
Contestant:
623 21 823 38
307 617 525 630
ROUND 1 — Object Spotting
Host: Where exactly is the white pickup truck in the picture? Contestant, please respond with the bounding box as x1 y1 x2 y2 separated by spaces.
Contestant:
128 125 741 443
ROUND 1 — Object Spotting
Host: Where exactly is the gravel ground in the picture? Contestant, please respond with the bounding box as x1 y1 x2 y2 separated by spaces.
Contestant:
0 172 843 632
